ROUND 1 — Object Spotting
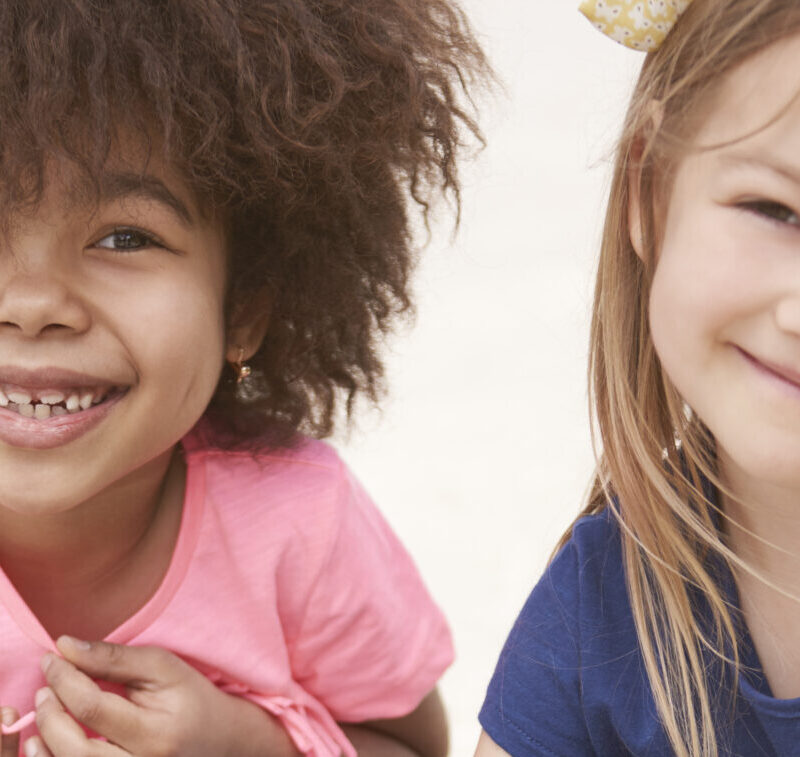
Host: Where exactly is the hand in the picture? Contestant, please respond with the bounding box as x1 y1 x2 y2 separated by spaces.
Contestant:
25 636 295 757
1 707 20 757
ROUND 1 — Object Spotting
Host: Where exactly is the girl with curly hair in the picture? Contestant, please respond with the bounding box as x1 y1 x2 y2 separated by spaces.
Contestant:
0 1 488 756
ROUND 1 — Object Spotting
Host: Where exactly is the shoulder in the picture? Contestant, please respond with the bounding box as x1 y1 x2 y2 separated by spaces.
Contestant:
512 509 627 658
182 428 368 560
181 428 417 581
568 506 621 557
183 421 346 472
184 430 351 508
488 506 628 680
534 508 624 609
479 509 641 756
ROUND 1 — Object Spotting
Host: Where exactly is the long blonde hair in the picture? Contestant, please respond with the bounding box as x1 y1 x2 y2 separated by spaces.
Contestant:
565 2 800 755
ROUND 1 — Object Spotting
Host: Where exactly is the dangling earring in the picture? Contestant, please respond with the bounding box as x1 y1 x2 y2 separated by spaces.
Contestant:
233 346 252 384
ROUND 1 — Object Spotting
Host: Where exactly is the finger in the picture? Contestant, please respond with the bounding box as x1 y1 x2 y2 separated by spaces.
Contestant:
22 736 53 757
41 653 142 748
1 708 20 757
56 636 186 687
34 687 127 757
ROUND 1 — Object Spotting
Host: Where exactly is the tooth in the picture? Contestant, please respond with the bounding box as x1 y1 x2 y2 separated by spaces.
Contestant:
51 405 67 416
79 392 94 410
18 403 34 417
7 391 32 405
0 389 7 407
66 394 80 412
39 391 65 405
34 404 51 420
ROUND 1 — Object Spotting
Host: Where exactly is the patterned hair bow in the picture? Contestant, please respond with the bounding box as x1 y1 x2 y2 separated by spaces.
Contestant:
579 0 694 52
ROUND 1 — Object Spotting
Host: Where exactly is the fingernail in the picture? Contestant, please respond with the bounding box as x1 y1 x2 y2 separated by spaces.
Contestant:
34 688 51 707
59 635 91 651
24 739 38 757
40 653 54 673
1 707 15 727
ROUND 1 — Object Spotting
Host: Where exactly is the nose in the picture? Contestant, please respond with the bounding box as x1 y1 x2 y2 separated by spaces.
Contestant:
774 294 800 337
0 260 91 339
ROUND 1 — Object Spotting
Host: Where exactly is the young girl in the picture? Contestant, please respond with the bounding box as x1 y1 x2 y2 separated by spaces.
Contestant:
476 1 800 756
0 2 488 756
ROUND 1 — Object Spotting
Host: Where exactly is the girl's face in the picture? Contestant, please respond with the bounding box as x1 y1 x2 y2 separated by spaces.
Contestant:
646 33 800 492
0 154 229 514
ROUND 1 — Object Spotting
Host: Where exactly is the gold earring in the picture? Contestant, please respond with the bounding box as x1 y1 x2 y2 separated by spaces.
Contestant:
233 346 252 384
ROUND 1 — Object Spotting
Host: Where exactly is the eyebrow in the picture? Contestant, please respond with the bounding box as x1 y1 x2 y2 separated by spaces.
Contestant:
718 152 800 188
97 171 195 226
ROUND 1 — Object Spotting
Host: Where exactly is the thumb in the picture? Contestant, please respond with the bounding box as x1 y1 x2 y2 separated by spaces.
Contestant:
55 636 186 687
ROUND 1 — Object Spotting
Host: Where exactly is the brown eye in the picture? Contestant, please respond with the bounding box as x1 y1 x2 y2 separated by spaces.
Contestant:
94 228 163 251
741 200 800 227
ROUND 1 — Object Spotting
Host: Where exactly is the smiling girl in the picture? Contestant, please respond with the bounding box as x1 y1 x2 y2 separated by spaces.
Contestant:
0 2 488 756
476 1 800 756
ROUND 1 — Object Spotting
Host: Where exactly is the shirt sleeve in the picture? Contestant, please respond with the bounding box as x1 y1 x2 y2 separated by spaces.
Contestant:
479 538 595 756
287 461 454 723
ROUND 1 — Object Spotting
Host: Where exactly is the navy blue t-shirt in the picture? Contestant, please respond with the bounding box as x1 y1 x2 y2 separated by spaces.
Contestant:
479 510 800 756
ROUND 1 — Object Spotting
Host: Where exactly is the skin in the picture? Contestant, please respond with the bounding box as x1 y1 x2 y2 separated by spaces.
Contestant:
472 731 509 757
638 32 800 700
0 154 447 756
474 28 800 757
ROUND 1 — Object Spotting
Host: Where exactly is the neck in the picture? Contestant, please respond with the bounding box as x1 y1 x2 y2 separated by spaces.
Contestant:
0 446 183 592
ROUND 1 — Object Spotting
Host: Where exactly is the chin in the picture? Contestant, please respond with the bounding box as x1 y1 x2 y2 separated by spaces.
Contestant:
724 444 800 493
0 481 96 516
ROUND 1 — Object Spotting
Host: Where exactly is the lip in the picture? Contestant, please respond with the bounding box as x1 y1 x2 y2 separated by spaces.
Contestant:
0 365 123 391
736 346 800 394
0 380 128 450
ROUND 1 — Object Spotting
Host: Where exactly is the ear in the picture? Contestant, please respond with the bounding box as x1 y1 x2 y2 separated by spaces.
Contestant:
628 139 646 261
628 101 664 262
225 296 272 363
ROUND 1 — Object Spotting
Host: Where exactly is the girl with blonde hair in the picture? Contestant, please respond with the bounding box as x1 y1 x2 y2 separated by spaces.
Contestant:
477 1 800 755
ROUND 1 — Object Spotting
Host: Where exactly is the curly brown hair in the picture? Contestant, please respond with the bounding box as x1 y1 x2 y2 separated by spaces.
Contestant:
0 0 490 446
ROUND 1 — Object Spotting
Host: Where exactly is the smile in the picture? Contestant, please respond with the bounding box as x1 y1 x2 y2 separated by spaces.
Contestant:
0 368 130 449
736 346 800 394
0 385 123 419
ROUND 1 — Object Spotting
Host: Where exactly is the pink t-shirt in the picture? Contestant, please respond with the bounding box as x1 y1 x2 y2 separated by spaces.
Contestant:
0 427 454 755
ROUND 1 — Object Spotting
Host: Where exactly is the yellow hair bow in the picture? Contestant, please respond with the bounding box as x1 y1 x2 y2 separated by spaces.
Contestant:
579 0 693 52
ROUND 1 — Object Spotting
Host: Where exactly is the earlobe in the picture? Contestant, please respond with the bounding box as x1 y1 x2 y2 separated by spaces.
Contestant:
225 297 272 364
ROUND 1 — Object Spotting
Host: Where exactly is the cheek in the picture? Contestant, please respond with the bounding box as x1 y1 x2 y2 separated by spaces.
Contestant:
647 239 728 396
650 225 762 352
647 232 760 426
648 252 703 369
108 274 227 404
156 290 226 375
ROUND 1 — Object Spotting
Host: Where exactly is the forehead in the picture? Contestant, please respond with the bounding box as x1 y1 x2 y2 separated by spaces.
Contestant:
7 144 204 231
697 32 800 150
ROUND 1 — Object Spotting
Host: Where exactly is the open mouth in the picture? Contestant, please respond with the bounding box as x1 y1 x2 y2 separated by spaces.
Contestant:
0 385 127 420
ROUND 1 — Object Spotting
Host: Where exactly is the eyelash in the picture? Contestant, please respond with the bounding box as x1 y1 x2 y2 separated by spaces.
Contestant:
92 227 166 252
738 200 800 228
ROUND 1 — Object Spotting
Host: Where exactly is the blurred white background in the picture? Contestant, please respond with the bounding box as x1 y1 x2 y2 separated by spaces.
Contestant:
334 4 641 754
